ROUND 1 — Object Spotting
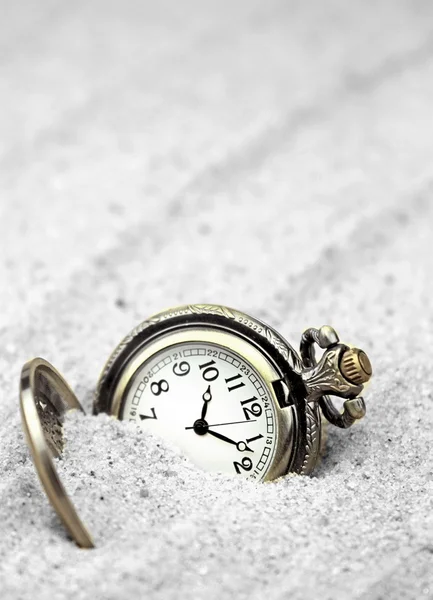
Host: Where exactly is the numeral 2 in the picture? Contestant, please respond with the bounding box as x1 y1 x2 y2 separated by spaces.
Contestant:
233 456 253 474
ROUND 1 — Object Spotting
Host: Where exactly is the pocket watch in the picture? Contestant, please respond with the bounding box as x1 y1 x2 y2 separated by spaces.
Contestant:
20 304 372 547
94 304 372 481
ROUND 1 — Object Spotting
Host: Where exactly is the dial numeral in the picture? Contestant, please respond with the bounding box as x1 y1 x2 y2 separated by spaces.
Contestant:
151 380 169 396
240 396 262 420
246 434 263 445
173 361 190 377
199 360 219 382
240 396 257 405
225 373 245 392
233 456 253 475
139 407 157 421
237 434 264 453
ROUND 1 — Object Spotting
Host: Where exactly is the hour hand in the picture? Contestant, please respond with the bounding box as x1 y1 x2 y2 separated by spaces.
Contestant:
201 385 212 420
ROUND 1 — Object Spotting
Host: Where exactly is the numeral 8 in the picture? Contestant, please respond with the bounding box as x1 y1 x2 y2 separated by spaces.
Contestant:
151 380 169 396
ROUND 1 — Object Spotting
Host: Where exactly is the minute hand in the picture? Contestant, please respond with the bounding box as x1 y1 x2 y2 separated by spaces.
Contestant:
206 429 237 446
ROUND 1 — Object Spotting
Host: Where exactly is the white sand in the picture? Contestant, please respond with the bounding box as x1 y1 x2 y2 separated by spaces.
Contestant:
1 1 432 598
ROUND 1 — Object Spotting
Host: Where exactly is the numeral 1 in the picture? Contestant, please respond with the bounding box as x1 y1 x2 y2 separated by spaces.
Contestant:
246 434 263 445
240 396 257 406
225 373 245 392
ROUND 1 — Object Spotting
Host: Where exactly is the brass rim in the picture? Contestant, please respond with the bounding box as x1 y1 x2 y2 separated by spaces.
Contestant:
20 358 94 549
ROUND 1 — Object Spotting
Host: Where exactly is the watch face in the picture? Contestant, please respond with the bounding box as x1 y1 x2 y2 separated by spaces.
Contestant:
121 341 278 481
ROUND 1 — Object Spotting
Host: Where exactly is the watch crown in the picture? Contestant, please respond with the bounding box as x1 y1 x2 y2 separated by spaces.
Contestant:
340 348 372 385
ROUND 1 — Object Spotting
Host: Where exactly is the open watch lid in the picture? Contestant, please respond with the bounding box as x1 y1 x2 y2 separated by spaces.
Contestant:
19 358 94 549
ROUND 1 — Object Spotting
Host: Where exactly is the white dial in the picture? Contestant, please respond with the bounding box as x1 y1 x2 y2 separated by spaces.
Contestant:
122 341 278 481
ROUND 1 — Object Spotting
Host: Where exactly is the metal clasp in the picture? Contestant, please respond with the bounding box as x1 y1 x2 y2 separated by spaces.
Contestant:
300 326 372 428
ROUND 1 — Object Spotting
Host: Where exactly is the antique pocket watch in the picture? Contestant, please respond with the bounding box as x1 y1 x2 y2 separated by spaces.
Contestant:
20 304 372 547
94 304 372 481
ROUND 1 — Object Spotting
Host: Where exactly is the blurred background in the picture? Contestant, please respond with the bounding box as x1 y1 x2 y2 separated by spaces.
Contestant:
1 1 432 598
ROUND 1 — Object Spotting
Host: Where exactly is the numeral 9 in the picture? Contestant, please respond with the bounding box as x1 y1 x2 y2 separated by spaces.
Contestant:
173 361 190 377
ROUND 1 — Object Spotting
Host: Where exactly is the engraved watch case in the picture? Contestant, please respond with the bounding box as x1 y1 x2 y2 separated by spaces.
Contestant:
94 304 326 478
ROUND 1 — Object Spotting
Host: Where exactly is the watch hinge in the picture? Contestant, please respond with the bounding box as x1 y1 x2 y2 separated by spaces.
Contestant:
272 379 293 409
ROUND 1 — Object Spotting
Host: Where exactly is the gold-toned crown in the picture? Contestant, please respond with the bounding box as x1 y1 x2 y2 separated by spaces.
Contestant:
340 348 372 385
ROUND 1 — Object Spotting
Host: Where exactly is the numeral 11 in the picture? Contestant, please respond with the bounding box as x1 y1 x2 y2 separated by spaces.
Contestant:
225 373 245 392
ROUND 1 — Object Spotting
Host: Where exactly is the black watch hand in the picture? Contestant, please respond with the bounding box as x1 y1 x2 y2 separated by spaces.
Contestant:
201 385 212 420
206 429 237 445
206 429 253 453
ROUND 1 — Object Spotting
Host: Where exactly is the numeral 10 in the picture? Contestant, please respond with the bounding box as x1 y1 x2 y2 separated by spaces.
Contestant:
199 360 219 382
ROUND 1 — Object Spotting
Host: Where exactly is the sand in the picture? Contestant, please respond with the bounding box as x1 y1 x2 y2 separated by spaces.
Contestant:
0 1 432 598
